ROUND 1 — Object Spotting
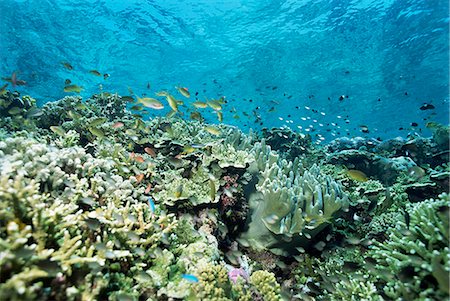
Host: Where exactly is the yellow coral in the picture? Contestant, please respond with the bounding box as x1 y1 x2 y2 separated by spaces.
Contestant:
250 270 281 301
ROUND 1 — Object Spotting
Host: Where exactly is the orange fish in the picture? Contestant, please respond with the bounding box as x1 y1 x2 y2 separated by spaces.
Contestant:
135 174 144 183
144 147 156 158
145 183 152 194
112 122 124 128
134 156 145 163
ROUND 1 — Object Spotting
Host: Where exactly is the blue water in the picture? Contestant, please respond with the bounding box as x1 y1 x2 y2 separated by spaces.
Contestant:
1 0 448 141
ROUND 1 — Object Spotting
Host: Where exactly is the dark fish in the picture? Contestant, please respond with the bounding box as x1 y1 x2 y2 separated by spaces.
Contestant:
343 261 360 272
398 266 415 282
411 122 418 127
61 62 73 70
360 125 369 133
339 95 345 101
420 103 435 110
404 209 410 229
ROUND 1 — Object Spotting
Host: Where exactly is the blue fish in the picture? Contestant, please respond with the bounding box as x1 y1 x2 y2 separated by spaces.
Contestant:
181 274 199 283
148 198 155 213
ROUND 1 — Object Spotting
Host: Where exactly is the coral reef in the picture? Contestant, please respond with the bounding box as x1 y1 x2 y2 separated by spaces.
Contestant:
0 91 448 300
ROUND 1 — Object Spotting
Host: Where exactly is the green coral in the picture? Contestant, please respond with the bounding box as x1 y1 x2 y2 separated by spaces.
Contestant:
240 142 348 255
249 270 281 301
369 193 450 300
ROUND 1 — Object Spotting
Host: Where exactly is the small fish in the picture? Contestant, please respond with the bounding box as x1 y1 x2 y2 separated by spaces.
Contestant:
89 70 101 76
217 111 223 122
174 185 183 198
176 86 190 98
137 96 164 110
207 100 222 111
112 122 124 129
147 82 151 89
145 183 152 194
89 117 107 127
346 169 368 182
408 166 425 179
190 111 203 121
144 147 157 157
182 145 195 155
50 126 66 136
166 110 177 118
0 83 7 94
26 107 43 118
425 122 439 129
134 155 145 163
192 101 208 109
130 104 144 111
85 217 101 230
64 79 72 85
67 110 81 120
148 198 155 213
209 179 216 201
404 209 410 229
205 126 220 136
103 73 110 80
11 71 17 86
420 103 435 110
181 274 199 283
135 173 144 183
165 93 179 112
121 95 134 102
61 62 73 70
359 125 369 133
88 127 105 138
342 261 361 272
64 84 83 93
155 91 168 97
8 107 22 115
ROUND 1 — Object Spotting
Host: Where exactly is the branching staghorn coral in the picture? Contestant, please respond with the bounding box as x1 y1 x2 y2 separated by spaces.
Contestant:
369 193 450 300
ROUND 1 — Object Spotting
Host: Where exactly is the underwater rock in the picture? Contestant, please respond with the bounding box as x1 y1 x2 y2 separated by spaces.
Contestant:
326 136 380 153
261 126 313 161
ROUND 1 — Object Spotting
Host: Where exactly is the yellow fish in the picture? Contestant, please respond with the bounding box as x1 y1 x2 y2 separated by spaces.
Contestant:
64 84 83 93
346 169 368 182
50 126 66 136
89 117 107 127
205 126 220 136
61 62 73 70
89 70 101 76
155 91 168 97
176 86 190 98
165 93 178 112
174 185 183 198
137 96 164 110
217 111 223 122
207 100 222 111
89 127 105 138
190 111 203 121
192 101 208 109
0 83 8 95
